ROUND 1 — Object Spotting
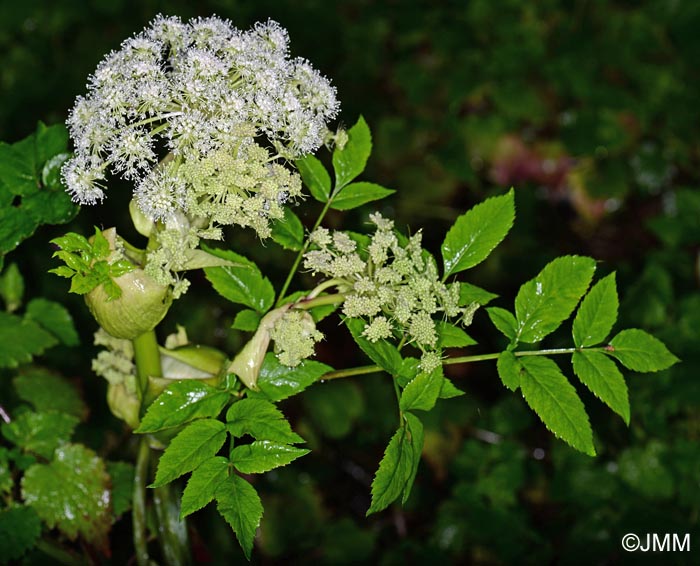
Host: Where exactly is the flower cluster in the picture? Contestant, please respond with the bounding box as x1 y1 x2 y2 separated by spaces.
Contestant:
269 310 324 367
92 328 136 392
304 213 478 371
62 15 339 232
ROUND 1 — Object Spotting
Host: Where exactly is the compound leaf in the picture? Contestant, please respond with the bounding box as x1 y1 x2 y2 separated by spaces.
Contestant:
400 367 443 412
227 398 303 444
515 256 596 343
332 116 371 190
519 356 595 456
152 419 227 488
572 273 618 347
296 154 331 202
608 329 679 372
253 353 331 402
496 351 521 391
271 208 304 251
203 248 274 313
441 189 514 277
230 441 309 474
216 475 263 560
330 182 394 210
367 422 414 515
180 456 229 519
572 351 629 424
346 317 402 376
136 381 229 433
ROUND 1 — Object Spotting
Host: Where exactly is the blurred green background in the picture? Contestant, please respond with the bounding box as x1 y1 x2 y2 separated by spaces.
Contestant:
1 0 699 564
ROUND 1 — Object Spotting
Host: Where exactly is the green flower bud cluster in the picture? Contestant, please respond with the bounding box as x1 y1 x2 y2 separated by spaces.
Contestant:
179 142 303 239
269 310 323 367
92 328 137 391
304 213 477 370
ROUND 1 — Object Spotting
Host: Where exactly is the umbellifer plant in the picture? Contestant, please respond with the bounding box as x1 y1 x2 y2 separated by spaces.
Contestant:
0 14 678 563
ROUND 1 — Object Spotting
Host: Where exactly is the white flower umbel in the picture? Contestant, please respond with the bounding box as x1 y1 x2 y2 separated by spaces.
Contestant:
62 15 339 229
303 213 480 362
62 15 340 296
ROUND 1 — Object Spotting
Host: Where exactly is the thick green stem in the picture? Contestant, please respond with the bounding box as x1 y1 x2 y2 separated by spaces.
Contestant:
132 330 163 566
276 198 334 306
133 438 150 566
295 292 346 310
321 347 594 381
133 330 163 398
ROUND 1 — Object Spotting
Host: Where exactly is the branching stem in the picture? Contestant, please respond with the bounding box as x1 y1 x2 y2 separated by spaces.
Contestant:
276 197 334 306
321 347 595 380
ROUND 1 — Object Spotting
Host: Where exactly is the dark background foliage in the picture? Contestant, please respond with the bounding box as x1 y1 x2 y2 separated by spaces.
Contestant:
1 0 698 563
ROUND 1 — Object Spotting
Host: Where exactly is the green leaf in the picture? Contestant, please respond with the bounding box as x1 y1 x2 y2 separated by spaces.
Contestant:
231 441 309 474
107 461 135 519
519 356 595 456
572 351 630 424
203 248 275 313
0 312 57 368
253 353 332 402
459 282 498 306
49 266 74 278
2 411 79 458
24 298 79 346
136 381 229 433
89 227 109 260
152 419 227 487
180 456 229 519
496 351 521 391
515 256 596 343
486 307 518 340
332 116 372 190
13 368 87 419
572 273 618 347
0 123 78 255
608 329 679 372
50 232 90 253
367 419 415 515
345 317 403 376
0 506 42 562
227 398 303 444
271 208 304 251
232 308 261 331
439 377 465 399
330 182 394 210
436 321 477 348
0 262 23 312
400 367 444 412
216 475 263 560
296 155 331 202
401 412 424 504
21 444 112 551
396 356 420 387
441 189 515 278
